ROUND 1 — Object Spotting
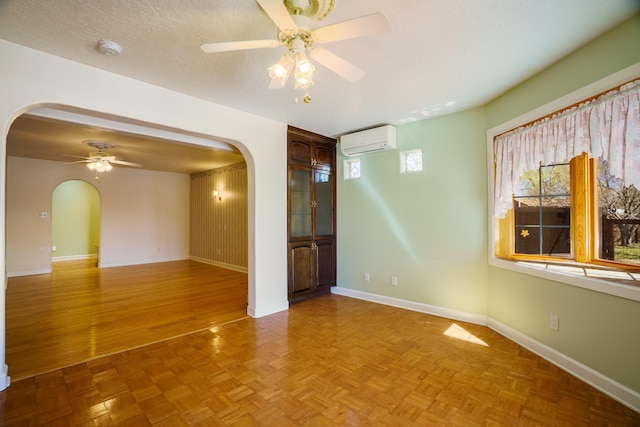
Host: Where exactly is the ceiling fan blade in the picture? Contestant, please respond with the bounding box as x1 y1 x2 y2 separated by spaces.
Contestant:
256 0 297 30
309 47 365 82
66 160 91 164
111 159 143 168
63 154 91 160
201 39 280 53
312 12 390 44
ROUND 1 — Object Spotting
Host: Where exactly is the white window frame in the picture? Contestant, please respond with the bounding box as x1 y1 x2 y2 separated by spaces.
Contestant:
486 62 640 303
400 149 423 174
343 158 361 180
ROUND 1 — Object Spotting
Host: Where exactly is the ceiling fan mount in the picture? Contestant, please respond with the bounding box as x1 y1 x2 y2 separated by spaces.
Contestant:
85 140 115 151
85 140 116 159
283 0 334 21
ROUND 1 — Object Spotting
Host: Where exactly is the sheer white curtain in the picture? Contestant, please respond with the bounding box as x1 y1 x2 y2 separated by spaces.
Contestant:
493 79 640 218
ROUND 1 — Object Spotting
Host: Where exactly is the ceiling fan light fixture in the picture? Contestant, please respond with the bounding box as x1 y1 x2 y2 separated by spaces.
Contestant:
294 52 314 89
87 158 113 173
268 53 294 84
294 52 312 74
295 74 312 89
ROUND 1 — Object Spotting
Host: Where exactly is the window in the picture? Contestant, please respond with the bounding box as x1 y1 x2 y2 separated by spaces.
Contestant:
501 154 640 267
492 78 640 274
344 158 361 180
514 162 571 258
400 149 422 173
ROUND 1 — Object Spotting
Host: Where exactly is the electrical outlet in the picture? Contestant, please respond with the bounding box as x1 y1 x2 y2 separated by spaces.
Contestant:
391 276 398 286
550 314 559 331
363 272 370 282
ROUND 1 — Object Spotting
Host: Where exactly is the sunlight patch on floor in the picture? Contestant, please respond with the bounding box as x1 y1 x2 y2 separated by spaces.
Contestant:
444 323 488 346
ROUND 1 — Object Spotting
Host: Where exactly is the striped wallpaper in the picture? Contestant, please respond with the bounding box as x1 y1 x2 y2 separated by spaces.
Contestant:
190 162 248 272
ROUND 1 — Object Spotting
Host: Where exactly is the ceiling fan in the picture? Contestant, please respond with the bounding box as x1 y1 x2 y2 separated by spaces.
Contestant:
65 140 142 181
200 0 390 102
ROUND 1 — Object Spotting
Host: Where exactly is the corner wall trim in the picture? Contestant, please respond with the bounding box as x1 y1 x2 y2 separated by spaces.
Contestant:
331 286 488 326
0 364 10 391
247 302 289 319
487 318 640 414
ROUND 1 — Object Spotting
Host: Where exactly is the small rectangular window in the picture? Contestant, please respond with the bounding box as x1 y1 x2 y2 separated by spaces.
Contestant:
400 149 423 174
344 158 361 180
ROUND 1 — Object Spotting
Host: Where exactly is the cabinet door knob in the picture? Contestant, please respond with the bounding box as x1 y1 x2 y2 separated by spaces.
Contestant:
311 158 317 166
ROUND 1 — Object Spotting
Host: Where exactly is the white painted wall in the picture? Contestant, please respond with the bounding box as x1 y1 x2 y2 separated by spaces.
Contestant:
0 39 289 390
6 157 190 276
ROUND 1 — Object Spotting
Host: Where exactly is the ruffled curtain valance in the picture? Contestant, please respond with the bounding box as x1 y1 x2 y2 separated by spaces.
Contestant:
493 79 640 218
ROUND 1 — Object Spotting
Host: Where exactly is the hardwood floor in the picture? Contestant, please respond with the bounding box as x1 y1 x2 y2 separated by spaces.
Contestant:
1 276 639 425
5 259 248 380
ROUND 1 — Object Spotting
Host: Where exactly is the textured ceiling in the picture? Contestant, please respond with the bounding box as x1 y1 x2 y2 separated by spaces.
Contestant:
1 0 639 172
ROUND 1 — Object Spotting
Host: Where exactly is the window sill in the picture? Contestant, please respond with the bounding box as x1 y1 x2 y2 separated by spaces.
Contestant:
489 257 640 302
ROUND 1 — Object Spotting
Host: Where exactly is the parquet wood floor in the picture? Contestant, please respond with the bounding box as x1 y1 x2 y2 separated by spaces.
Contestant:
2 288 639 425
5 259 249 381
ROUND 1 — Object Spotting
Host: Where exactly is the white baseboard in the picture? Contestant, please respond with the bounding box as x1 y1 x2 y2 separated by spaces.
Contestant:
488 318 640 413
331 286 488 325
6 268 52 278
8 255 96 277
332 286 640 414
52 254 96 262
189 256 248 273
98 256 187 268
247 301 289 318
0 364 10 391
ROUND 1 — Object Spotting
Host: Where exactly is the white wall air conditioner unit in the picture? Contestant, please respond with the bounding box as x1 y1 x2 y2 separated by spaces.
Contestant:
340 125 397 156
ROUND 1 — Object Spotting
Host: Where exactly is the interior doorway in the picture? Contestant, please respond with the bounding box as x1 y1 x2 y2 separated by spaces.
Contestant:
52 180 100 265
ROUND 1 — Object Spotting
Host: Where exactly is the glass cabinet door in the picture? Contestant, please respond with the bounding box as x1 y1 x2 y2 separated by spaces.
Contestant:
290 168 312 238
315 170 333 237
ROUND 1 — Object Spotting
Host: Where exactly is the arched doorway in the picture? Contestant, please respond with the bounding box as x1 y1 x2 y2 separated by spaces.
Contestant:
52 180 100 266
3 106 260 380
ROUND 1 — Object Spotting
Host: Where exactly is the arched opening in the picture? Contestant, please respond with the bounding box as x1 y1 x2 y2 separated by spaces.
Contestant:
52 180 100 266
4 106 254 379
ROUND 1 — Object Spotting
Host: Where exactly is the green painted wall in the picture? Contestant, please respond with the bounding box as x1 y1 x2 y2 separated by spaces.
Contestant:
52 180 100 258
337 108 488 315
337 13 640 393
486 14 640 392
486 14 640 129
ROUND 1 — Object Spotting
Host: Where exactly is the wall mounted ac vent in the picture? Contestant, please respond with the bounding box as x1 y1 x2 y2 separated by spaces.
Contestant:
340 125 396 156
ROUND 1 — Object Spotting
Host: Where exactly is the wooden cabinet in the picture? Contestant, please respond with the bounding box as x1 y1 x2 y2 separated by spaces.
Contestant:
287 126 336 302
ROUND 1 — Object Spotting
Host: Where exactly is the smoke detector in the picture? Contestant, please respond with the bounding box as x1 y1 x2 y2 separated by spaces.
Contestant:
97 40 122 56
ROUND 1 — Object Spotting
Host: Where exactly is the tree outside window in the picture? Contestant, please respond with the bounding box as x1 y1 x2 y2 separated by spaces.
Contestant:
597 159 640 265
